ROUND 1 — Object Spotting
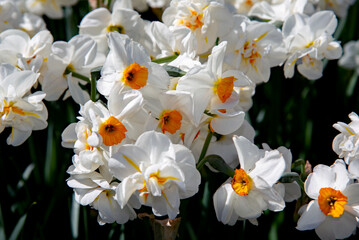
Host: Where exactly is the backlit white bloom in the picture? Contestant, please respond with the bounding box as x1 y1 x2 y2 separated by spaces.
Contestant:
0 64 47 146
108 131 201 219
67 170 140 225
332 112 359 164
98 32 170 100
248 0 307 24
282 11 342 80
0 29 53 75
236 20 286 84
338 40 359 74
296 160 359 240
79 5 145 51
24 0 78 19
162 0 234 54
42 34 105 103
213 136 286 225
176 41 252 124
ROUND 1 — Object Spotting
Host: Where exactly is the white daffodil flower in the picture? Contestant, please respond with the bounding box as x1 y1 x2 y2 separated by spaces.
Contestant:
108 131 201 219
248 0 307 24
24 0 78 19
177 41 252 125
79 5 145 51
213 136 286 225
42 34 105 103
296 160 359 240
67 170 140 225
0 0 21 33
332 112 359 164
237 20 286 84
149 21 197 58
282 11 342 80
162 0 234 55
76 90 146 148
143 90 198 145
338 40 359 74
0 64 47 146
98 32 170 100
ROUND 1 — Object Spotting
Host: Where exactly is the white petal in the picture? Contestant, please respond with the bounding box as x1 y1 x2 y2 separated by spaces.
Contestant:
296 200 325 231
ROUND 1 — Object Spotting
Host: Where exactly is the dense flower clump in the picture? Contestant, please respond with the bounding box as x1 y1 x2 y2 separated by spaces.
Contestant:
1 0 358 239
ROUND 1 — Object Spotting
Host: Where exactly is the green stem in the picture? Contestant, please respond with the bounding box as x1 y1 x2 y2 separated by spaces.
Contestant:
152 54 179 64
196 131 213 170
65 68 91 83
90 69 101 102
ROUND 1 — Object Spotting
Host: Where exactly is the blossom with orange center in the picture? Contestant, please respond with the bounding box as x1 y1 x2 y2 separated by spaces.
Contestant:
231 168 253 196
318 187 347 218
158 110 182 134
122 62 148 89
177 9 204 31
99 116 127 146
214 76 236 103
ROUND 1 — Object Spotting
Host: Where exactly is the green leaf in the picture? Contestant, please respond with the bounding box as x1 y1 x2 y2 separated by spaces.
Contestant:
163 65 186 77
0 202 6 240
9 213 27 240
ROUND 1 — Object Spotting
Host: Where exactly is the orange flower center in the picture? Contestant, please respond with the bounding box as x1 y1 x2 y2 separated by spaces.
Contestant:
214 76 236 103
318 187 347 218
122 62 148 89
99 116 127 146
231 168 253 196
159 110 182 134
177 9 204 31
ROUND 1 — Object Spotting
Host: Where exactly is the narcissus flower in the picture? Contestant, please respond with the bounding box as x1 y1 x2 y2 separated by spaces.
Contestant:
176 41 252 125
0 64 47 146
98 32 170 99
332 112 359 164
67 170 140 225
108 131 201 219
162 0 234 54
213 136 286 225
296 160 359 240
282 11 342 80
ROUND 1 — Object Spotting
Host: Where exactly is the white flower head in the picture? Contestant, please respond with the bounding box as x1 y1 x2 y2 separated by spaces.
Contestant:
332 112 359 164
283 11 342 80
108 131 201 219
213 136 286 225
0 64 47 146
67 170 140 225
338 40 359 74
162 0 234 54
98 32 170 100
296 160 359 240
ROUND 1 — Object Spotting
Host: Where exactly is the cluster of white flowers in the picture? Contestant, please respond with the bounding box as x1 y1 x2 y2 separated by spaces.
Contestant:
1 0 358 238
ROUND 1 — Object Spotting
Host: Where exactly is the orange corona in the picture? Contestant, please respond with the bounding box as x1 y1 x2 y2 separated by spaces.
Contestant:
318 187 347 217
122 62 148 89
99 116 127 146
231 168 253 196
159 110 182 134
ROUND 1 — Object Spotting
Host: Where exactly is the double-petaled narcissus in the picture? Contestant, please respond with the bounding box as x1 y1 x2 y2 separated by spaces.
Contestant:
296 160 359 240
0 64 47 146
108 131 201 220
